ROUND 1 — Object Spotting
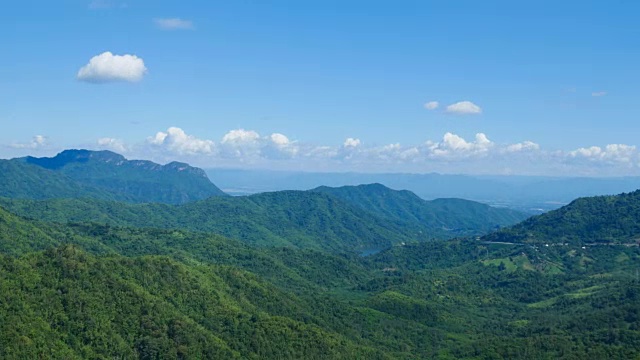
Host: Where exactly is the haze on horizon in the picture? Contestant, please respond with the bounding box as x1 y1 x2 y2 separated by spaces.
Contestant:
3 1 640 176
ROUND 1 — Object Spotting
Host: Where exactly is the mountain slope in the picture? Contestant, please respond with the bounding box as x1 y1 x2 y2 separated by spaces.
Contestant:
0 160 117 200
484 189 640 244
0 246 390 359
1 202 640 358
0 191 427 253
312 184 529 237
0 207 443 359
2 149 226 204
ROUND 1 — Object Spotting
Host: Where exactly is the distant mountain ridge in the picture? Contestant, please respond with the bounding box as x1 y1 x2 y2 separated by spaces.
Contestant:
206 168 640 212
24 149 209 178
1 149 226 204
0 191 427 253
312 183 529 237
0 183 528 254
484 189 640 244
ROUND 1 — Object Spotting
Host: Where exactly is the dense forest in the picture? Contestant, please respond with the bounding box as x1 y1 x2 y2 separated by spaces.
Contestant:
0 185 528 253
485 190 640 245
312 183 528 234
1 195 640 358
0 153 639 358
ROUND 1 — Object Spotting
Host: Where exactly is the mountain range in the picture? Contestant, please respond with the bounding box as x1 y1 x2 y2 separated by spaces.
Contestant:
207 168 640 212
0 150 529 253
1 149 640 358
1 149 226 204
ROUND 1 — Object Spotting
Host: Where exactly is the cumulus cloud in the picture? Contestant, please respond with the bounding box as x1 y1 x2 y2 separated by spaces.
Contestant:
221 129 261 145
592 91 607 97
154 18 194 30
11 135 48 149
97 137 127 153
423 101 439 110
343 138 361 148
365 143 420 162
427 132 493 158
218 129 302 159
40 127 640 176
264 133 298 158
570 144 637 164
270 133 290 146
77 52 147 83
506 141 540 153
445 101 482 115
148 127 214 154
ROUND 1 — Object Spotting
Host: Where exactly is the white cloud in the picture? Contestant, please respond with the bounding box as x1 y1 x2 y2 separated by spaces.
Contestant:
506 141 540 153
343 138 361 148
365 143 421 162
304 146 338 159
148 127 214 155
569 144 637 164
427 132 493 158
11 135 48 149
592 91 607 97
445 101 482 115
270 133 290 146
154 18 194 30
31 127 640 176
77 52 147 83
221 129 261 145
423 101 439 110
570 146 602 158
265 133 298 158
97 137 127 153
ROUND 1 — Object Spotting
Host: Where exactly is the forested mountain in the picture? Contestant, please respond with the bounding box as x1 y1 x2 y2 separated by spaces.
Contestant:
0 246 388 359
485 189 640 245
312 183 528 236
1 203 639 359
0 160 117 200
2 152 640 358
0 183 529 255
1 149 226 203
0 191 427 253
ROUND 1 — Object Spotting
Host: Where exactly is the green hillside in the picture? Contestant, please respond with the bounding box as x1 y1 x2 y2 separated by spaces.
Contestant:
485 189 640 245
2 149 226 204
0 246 390 359
1 203 640 358
312 183 529 237
0 160 116 200
0 191 427 253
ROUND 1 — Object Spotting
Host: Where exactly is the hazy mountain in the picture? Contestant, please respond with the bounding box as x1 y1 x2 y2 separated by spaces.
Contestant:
207 168 640 212
1 149 226 204
312 183 529 236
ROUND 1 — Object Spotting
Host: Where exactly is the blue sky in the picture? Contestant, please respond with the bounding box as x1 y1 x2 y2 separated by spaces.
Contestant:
2 0 640 175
